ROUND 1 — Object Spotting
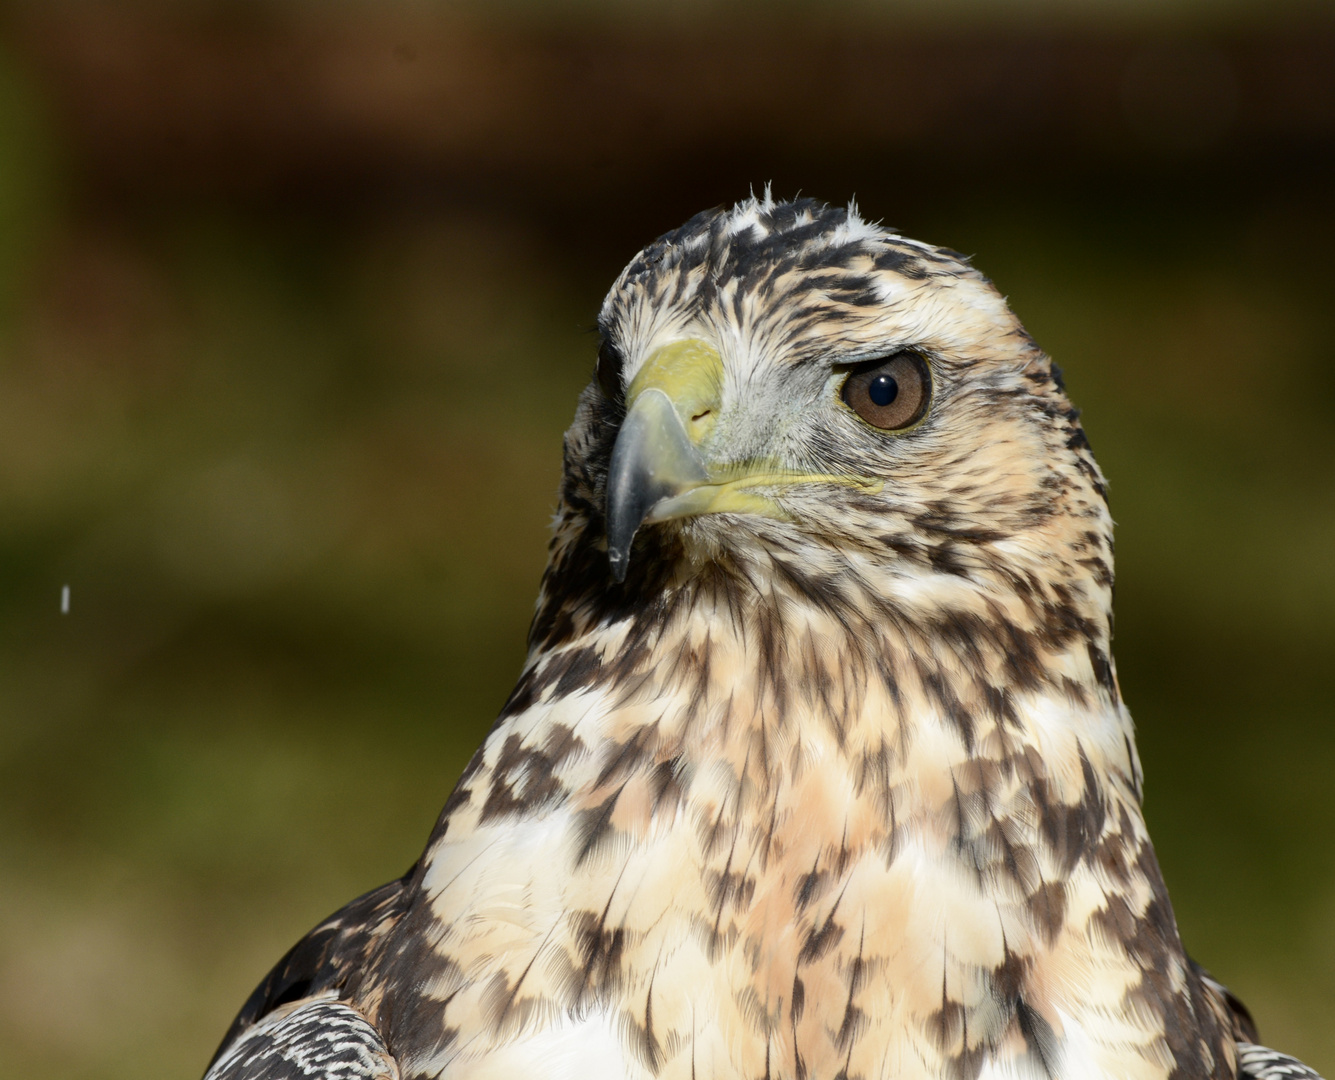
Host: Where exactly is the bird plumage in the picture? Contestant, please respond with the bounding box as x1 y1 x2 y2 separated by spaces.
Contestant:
204 195 1321 1080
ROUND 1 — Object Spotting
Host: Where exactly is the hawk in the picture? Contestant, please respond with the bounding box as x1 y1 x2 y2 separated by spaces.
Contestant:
204 196 1322 1080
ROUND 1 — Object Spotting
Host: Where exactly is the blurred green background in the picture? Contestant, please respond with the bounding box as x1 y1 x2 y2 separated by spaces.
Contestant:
0 1 1332 1077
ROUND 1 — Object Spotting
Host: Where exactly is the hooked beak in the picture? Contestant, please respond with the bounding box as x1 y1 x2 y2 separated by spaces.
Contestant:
603 338 880 582
606 339 723 582
605 385 710 582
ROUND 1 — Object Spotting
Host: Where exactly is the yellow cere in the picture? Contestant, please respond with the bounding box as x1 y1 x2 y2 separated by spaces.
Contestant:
626 338 884 524
626 339 725 447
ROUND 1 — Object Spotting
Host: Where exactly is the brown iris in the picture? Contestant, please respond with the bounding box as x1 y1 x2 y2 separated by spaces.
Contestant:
840 352 931 430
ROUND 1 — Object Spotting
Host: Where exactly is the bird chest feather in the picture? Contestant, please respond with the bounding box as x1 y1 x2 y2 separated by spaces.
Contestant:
205 196 1312 1080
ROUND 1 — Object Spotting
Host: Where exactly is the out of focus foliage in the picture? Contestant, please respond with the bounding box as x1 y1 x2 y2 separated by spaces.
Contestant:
0 3 1332 1078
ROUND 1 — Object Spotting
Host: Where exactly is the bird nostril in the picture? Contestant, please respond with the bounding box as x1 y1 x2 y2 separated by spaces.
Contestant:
691 410 712 423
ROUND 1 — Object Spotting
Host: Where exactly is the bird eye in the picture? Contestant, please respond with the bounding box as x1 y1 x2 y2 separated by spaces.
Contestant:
840 352 930 431
596 339 625 401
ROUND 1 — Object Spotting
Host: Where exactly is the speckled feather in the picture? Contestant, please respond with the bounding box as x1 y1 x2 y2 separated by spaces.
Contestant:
205 196 1320 1080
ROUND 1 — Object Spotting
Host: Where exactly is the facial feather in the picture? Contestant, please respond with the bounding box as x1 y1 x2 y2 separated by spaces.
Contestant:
349 195 1232 1080
213 194 1268 1080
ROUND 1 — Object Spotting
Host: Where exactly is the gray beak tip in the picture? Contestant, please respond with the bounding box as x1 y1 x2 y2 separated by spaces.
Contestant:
603 387 709 587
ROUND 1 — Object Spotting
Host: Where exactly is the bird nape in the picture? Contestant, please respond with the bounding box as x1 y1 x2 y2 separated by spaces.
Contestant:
203 195 1322 1080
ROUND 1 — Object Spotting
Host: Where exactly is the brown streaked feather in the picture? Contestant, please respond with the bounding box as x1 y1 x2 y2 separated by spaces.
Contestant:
208 876 411 1070
205 195 1323 1080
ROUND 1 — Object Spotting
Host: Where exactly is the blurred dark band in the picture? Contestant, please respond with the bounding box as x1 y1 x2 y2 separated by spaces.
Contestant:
11 4 1335 230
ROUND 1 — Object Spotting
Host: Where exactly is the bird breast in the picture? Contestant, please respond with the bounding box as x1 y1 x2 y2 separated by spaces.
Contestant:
384 597 1179 1080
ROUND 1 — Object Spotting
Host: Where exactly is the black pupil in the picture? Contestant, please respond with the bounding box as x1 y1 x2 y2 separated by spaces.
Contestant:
869 373 899 407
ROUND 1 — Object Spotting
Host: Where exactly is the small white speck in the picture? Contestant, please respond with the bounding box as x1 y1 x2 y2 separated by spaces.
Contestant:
61 585 70 614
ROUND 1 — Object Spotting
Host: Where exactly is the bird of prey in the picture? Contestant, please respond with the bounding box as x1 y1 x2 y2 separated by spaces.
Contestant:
204 195 1323 1080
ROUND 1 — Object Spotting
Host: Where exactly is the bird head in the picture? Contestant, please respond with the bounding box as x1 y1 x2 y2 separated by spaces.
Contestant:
535 195 1111 655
